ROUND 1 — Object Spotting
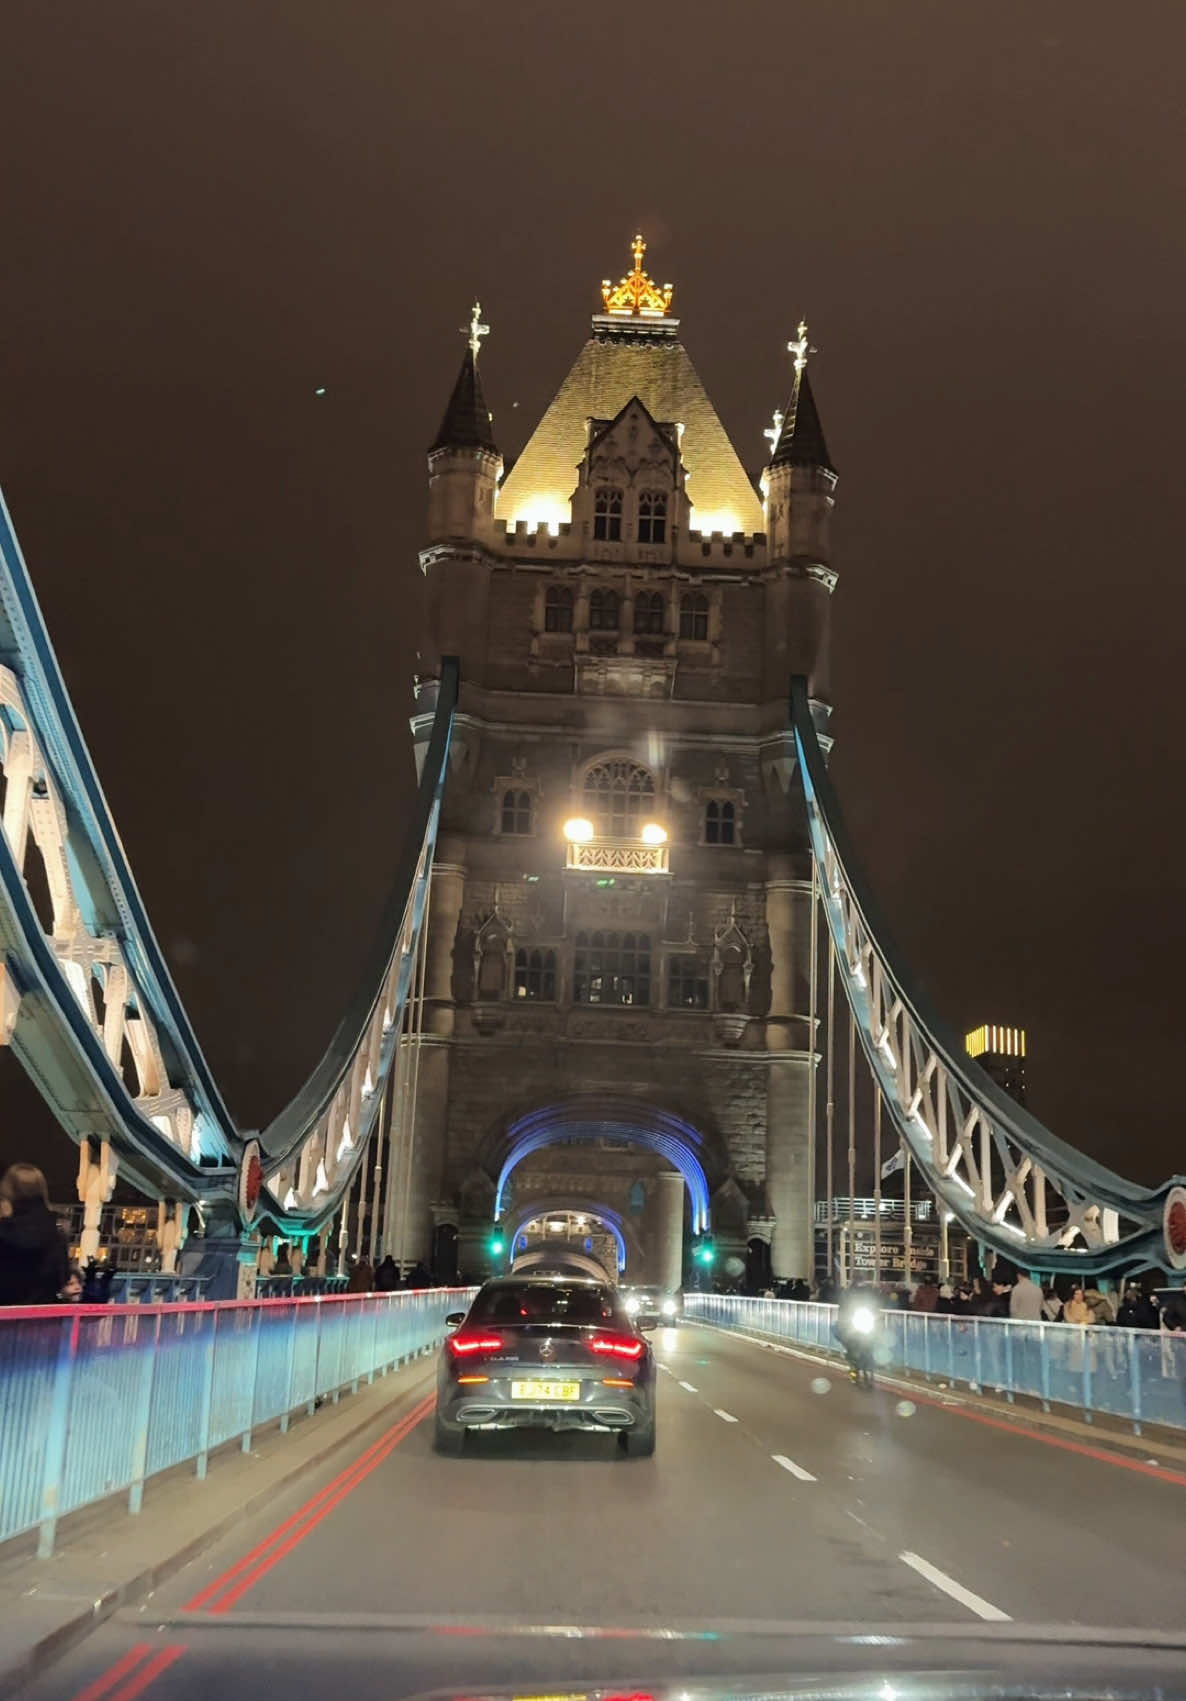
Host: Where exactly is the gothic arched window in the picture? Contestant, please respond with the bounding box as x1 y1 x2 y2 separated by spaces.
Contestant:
589 588 619 631
544 585 573 632
705 798 735 845
573 930 651 1007
679 592 709 640
593 488 623 541
501 789 533 835
667 955 709 1009
638 491 667 544
582 758 655 837
633 590 664 635
514 948 556 1001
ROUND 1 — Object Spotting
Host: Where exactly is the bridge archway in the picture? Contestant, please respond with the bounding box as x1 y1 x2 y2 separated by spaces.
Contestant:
510 1245 613 1282
483 1096 721 1234
504 1195 642 1275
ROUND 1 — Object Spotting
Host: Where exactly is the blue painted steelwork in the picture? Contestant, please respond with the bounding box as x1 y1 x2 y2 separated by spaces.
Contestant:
0 1287 476 1555
0 483 458 1225
494 1102 710 1232
790 676 1186 1279
688 1293 1186 1436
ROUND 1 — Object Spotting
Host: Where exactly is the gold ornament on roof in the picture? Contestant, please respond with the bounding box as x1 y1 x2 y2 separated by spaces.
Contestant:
601 234 674 318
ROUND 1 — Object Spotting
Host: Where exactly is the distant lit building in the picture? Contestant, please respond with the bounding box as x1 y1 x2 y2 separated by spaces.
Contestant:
966 1024 1026 1106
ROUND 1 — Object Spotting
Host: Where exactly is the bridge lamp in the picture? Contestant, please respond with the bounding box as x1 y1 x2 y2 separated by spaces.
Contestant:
640 822 667 845
563 817 594 843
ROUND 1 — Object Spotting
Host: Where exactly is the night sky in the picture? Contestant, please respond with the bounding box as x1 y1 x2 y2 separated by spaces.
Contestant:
1 2 1184 1197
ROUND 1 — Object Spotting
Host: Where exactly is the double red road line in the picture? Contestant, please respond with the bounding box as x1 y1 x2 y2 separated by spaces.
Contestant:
185 1391 435 1613
69 1391 435 1701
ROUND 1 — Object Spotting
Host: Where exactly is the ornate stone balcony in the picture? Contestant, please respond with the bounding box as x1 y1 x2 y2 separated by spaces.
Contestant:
565 837 669 875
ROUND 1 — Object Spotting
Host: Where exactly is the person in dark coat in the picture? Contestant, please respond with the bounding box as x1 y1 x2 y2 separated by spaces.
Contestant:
374 1255 399 1292
0 1164 69 1305
1116 1285 1158 1330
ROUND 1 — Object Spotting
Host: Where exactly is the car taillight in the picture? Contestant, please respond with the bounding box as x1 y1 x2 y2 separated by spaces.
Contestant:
448 1332 504 1357
589 1334 646 1360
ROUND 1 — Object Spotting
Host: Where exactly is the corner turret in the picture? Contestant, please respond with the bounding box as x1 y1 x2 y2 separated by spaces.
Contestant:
426 303 502 544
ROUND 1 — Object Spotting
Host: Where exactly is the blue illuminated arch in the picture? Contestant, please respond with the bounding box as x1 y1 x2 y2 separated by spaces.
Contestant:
504 1197 631 1272
493 1101 711 1233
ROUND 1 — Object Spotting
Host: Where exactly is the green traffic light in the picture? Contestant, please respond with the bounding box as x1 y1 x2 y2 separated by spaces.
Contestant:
489 1234 505 1256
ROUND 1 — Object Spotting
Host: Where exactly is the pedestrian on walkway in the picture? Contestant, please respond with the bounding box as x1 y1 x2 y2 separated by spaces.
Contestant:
1116 1284 1157 1330
1064 1285 1093 1325
1009 1270 1045 1322
0 1164 69 1306
346 1255 373 1293
374 1254 398 1292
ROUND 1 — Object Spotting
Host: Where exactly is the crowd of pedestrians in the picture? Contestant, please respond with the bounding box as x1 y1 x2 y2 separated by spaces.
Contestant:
769 1266 1186 1333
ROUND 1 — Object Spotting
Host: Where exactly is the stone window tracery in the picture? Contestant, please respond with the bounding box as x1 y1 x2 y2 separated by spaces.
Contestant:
704 798 736 845
633 590 664 635
593 488 623 541
582 758 655 837
638 491 667 544
589 588 620 631
667 955 709 1009
514 947 556 1001
501 789 533 835
573 930 651 1006
679 593 709 640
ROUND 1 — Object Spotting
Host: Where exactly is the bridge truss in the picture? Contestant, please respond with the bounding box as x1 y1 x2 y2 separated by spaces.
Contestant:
0 488 456 1237
791 678 1186 1280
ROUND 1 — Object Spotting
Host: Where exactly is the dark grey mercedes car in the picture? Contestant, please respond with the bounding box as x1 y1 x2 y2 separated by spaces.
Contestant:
434 1274 656 1456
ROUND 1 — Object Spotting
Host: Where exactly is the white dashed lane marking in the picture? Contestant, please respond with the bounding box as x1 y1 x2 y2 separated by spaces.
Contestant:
899 1550 1010 1621
713 1408 739 1423
771 1453 816 1482
678 1380 698 1393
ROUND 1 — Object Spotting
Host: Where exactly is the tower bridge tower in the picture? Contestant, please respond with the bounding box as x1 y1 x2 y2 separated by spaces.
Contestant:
410 240 837 1286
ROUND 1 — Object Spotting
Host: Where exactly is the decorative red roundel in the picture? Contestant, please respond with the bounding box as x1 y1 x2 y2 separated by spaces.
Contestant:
238 1138 264 1223
1168 1196 1186 1259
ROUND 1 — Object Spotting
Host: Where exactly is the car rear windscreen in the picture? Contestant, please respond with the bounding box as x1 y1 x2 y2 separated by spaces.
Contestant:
471 1284 620 1326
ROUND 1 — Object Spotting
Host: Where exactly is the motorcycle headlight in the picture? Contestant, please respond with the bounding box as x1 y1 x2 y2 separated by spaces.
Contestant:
851 1306 875 1334
625 1295 640 1314
661 1299 676 1317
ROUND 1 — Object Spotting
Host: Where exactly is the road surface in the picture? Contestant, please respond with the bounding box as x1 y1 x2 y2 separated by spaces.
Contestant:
20 1321 1186 1700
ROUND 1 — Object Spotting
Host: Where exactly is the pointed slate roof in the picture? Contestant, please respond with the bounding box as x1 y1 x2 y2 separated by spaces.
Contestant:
771 366 834 473
430 347 498 454
497 328 764 535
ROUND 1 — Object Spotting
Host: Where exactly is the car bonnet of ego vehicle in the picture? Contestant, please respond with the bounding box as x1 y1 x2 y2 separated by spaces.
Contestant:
435 1275 656 1455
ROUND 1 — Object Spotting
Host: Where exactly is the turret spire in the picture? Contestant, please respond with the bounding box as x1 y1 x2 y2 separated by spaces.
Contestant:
429 304 497 454
770 318 835 473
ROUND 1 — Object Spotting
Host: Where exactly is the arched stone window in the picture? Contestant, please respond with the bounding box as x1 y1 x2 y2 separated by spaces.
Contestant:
593 489 623 541
501 789 533 835
704 798 735 845
514 948 556 1001
638 491 667 544
544 585 573 632
679 592 709 640
582 758 655 837
633 590 664 635
589 588 620 631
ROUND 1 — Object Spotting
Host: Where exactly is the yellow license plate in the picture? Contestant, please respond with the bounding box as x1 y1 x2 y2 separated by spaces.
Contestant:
510 1380 580 1401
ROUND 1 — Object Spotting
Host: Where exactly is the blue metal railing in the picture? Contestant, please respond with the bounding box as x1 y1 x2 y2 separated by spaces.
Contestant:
0 1287 475 1557
687 1293 1186 1436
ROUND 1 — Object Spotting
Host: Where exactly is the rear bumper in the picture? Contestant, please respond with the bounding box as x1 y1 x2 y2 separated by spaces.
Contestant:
439 1378 653 1433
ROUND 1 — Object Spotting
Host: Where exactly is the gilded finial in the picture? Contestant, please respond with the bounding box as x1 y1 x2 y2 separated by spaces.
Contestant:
764 408 784 456
462 300 490 360
788 319 816 373
600 233 674 319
